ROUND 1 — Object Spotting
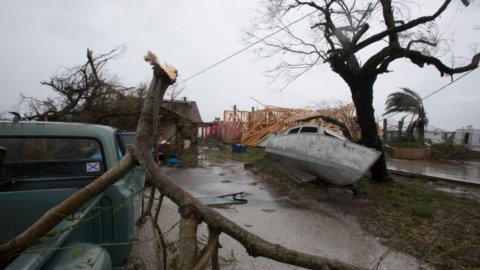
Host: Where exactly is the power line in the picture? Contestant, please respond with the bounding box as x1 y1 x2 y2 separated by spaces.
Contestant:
174 7 476 123
176 10 318 85
422 69 475 100
382 68 476 121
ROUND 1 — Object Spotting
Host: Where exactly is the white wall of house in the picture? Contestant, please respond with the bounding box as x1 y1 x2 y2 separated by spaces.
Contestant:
453 128 480 152
425 129 452 144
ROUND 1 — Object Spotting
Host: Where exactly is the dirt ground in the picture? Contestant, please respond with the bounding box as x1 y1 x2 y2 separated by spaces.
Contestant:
154 156 431 269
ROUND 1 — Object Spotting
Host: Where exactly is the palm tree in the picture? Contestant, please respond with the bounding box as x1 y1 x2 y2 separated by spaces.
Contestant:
383 88 427 143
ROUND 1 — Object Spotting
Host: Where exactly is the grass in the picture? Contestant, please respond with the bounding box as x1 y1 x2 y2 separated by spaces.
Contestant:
207 145 268 167
355 176 480 269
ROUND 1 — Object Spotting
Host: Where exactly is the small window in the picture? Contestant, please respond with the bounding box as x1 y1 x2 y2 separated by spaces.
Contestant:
299 127 318 133
287 128 300 134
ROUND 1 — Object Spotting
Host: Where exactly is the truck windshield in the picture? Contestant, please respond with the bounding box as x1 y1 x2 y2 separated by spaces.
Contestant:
0 137 105 180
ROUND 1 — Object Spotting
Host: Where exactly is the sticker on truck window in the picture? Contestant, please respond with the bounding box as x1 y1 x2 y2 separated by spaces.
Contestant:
86 162 100 172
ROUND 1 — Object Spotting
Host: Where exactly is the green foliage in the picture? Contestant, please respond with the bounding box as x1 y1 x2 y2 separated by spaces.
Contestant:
383 88 424 116
208 145 268 168
389 135 425 148
430 143 480 160
165 240 180 270
383 88 427 142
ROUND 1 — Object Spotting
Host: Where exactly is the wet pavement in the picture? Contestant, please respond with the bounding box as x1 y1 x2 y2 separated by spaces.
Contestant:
388 158 480 185
155 154 429 269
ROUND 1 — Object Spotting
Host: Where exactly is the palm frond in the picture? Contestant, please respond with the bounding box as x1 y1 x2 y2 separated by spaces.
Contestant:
382 87 424 116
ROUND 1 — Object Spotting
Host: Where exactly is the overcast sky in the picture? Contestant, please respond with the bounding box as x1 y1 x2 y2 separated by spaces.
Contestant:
0 1 478 131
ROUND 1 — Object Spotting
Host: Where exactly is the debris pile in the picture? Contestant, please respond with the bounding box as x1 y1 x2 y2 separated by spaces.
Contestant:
214 103 360 146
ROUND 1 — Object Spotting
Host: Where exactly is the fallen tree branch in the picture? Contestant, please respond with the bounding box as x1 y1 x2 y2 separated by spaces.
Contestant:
179 205 201 269
1 50 365 270
0 153 137 261
134 51 365 270
194 227 220 270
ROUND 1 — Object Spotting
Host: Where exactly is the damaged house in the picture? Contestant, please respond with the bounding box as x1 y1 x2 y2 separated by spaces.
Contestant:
205 103 359 146
159 98 204 151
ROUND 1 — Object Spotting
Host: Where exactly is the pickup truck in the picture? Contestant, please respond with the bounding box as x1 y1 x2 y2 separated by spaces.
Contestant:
0 121 145 269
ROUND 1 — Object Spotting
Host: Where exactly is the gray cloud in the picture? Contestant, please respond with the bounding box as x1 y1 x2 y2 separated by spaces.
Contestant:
0 1 478 131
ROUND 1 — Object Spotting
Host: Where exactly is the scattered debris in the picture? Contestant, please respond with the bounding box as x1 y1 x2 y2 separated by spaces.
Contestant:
270 162 316 184
232 144 246 153
166 156 181 165
197 192 248 207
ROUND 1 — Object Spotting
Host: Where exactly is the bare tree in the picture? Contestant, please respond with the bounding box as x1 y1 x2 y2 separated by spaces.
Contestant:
165 82 187 100
18 47 143 130
247 0 480 181
0 51 364 270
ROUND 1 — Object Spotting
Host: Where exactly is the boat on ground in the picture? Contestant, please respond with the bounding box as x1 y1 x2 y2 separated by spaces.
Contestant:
265 125 381 186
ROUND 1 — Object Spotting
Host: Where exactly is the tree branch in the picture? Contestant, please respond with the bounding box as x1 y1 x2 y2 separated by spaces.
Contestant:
379 0 399 46
402 49 480 76
194 227 220 270
0 153 137 261
2 50 365 270
406 39 437 50
355 0 452 53
134 52 364 270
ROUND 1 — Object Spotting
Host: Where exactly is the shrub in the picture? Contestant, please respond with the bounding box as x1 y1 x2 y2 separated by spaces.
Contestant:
388 135 425 148
430 143 480 160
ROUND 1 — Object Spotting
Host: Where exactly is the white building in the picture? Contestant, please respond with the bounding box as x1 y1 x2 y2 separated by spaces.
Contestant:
424 125 453 144
453 126 480 152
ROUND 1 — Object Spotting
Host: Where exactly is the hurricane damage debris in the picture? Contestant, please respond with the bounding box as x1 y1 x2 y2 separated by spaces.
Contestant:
197 192 248 207
205 101 360 146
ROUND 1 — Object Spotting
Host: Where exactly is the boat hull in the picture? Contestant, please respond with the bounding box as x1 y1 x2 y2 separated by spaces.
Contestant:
265 133 381 185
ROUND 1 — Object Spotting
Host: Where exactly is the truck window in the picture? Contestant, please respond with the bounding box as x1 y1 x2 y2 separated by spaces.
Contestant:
0 137 105 180
287 128 300 134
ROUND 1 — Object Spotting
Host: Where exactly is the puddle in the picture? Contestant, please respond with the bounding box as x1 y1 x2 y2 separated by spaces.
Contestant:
164 162 277 205
158 148 430 269
435 186 480 200
388 159 480 185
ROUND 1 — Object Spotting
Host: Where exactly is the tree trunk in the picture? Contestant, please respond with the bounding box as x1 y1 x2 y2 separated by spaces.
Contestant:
1 52 366 270
418 113 426 143
350 79 390 182
179 205 200 269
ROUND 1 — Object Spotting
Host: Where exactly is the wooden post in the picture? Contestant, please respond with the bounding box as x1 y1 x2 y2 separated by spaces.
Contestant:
383 119 387 142
233 105 237 123
398 120 403 137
